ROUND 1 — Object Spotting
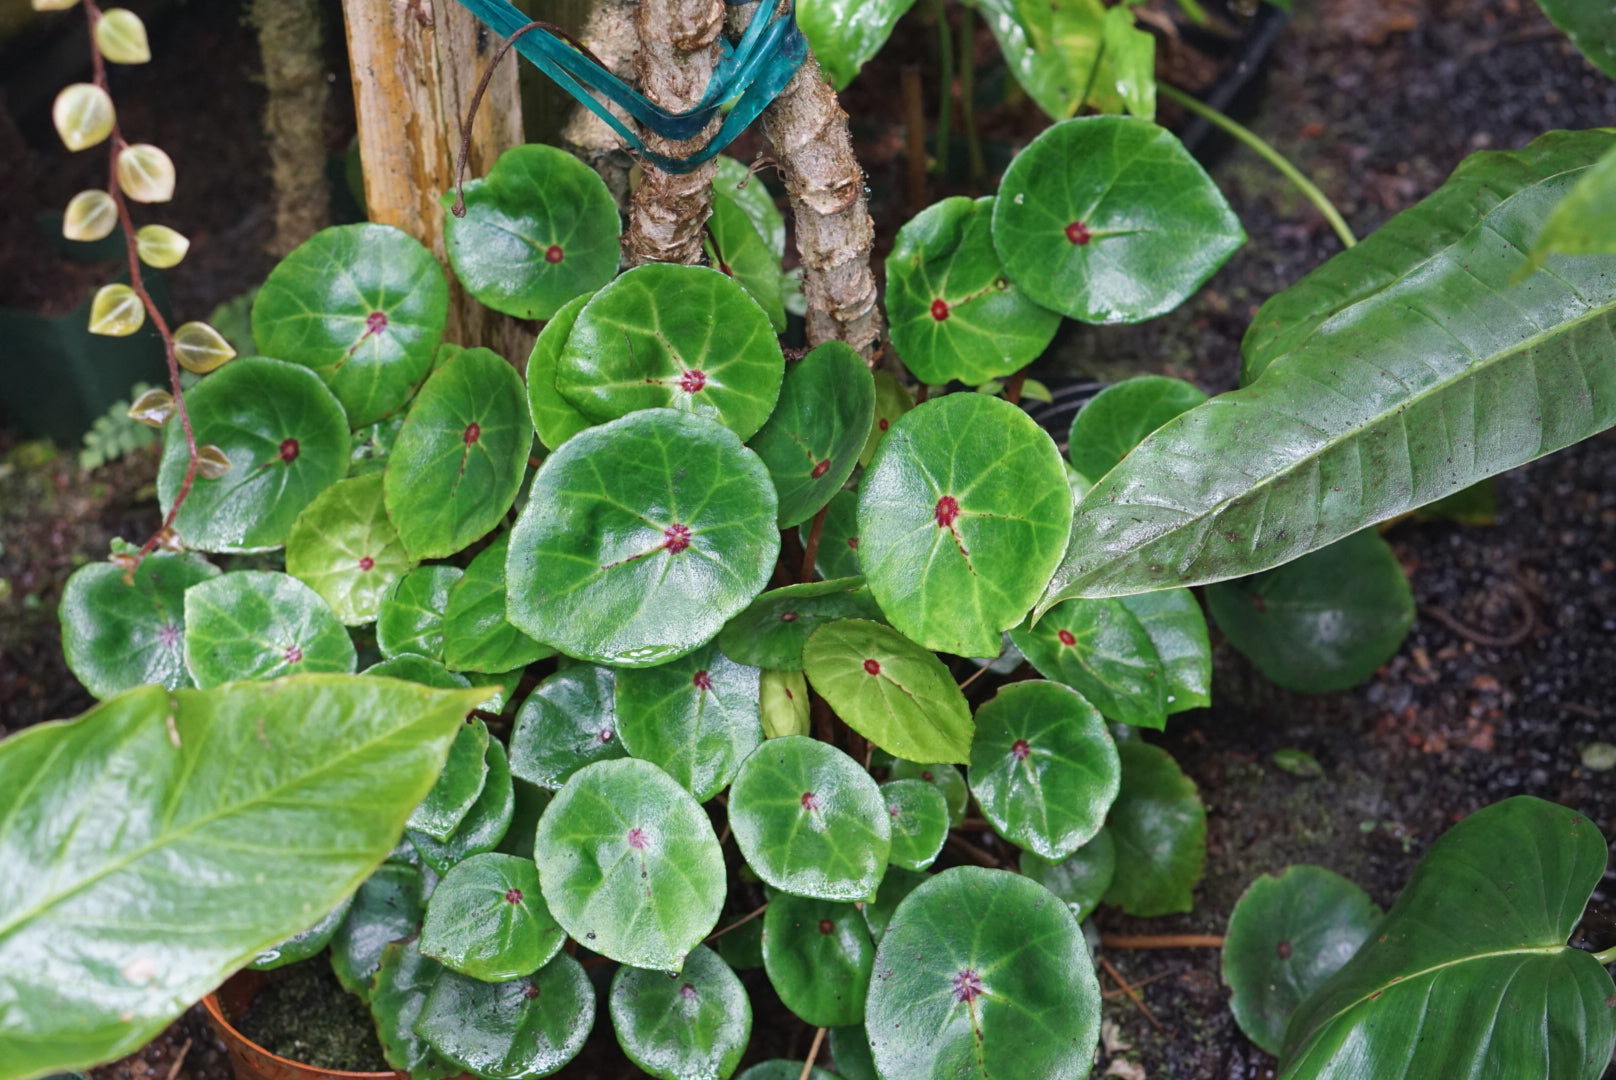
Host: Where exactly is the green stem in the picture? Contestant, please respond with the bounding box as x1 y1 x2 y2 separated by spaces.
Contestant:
1158 82 1357 250
932 0 953 176
1596 945 1616 966
959 2 984 184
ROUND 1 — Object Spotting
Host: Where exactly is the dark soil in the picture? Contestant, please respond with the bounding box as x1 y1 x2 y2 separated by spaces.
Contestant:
232 962 390 1073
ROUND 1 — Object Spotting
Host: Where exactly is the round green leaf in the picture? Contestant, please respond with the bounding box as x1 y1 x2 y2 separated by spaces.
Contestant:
409 737 516 873
525 293 594 452
609 945 752 1080
331 862 424 998
1222 865 1382 1056
251 223 448 425
865 866 1101 1080
859 371 913 467
827 1026 877 1080
384 346 532 560
509 664 625 790
251 894 354 971
60 552 219 699
879 780 949 871
1066 375 1208 483
762 893 874 1027
442 143 620 320
1119 588 1211 715
443 533 555 673
535 758 726 970
1019 826 1116 923
614 642 763 802
1206 529 1415 694
365 654 472 690
801 619 973 764
717 578 883 671
968 680 1119 860
555 264 785 440
993 116 1245 324
157 357 350 552
506 409 779 667
858 393 1072 658
760 669 811 739
378 565 463 662
802 487 862 580
1010 597 1168 728
420 853 565 982
285 474 416 625
182 571 356 687
371 940 458 1080
861 866 928 944
747 342 875 526
737 1063 842 1080
708 194 786 332
405 715 490 840
887 196 1061 386
889 759 967 827
729 736 891 901
1103 740 1206 917
415 954 594 1079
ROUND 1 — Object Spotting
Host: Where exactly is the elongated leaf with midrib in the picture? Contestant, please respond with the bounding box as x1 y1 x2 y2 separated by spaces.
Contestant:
1039 129 1616 606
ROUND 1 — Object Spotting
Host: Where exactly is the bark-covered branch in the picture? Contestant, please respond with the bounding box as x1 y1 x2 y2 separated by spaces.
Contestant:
558 0 639 206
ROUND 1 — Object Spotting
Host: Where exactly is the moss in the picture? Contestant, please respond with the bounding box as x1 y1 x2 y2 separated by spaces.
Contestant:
234 959 389 1072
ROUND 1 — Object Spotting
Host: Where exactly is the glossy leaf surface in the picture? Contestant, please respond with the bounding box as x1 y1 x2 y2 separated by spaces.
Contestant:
1066 375 1208 483
525 293 594 451
1533 0 1616 76
747 342 875 527
737 1064 841 1080
331 862 424 999
889 760 968 827
183 571 356 687
975 0 1111 119
59 552 218 699
251 894 353 970
1530 142 1616 265
861 866 928 944
713 156 786 260
420 853 564 982
1119 589 1212 714
708 194 786 332
371 941 457 1080
804 488 863 579
285 474 415 625
1011 597 1166 728
609 945 751 1080
415 955 593 1079
1020 827 1115 922
718 578 883 671
1103 740 1205 916
442 533 554 673
760 668 811 739
797 0 916 87
879 779 950 871
762 893 874 1026
377 565 462 663
408 738 515 873
405 717 490 841
859 371 913 467
508 664 625 789
615 642 763 801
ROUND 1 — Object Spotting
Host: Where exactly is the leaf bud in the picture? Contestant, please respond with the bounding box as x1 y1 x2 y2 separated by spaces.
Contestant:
53 83 115 152
63 189 118 242
95 8 151 64
136 224 190 268
173 321 237 374
89 283 145 337
116 143 176 203
127 387 176 428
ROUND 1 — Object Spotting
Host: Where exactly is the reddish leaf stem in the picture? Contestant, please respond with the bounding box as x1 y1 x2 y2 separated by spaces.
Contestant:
1100 934 1226 949
799 505 827 583
1004 366 1028 406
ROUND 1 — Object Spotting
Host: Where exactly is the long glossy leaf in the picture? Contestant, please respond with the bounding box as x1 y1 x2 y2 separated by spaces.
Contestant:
0 675 484 1080
1039 129 1616 606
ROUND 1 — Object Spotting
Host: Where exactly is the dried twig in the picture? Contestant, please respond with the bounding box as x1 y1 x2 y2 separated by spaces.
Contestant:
1099 957 1164 1034
1100 934 1226 950
798 1027 827 1080
705 901 768 942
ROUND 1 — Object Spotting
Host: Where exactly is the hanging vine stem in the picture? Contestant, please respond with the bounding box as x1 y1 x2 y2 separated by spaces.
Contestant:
1594 945 1616 966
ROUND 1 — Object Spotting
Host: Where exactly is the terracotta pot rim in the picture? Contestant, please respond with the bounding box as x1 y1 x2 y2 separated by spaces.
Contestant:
202 980 400 1080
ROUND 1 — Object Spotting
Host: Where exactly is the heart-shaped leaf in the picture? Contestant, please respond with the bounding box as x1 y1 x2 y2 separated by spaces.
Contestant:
1119 589 1211 715
860 371 913 467
802 619 974 764
886 196 1061 386
59 552 218 699
762 893 874 1027
1103 740 1205 916
251 224 447 425
708 193 786 332
718 578 883 671
1019 827 1115 923
796 0 916 87
993 116 1244 324
331 861 425 999
535 758 726 970
251 894 354 971
747 342 875 526
157 357 350 552
729 736 891 902
1066 375 1207 483
858 393 1072 658
443 533 555 673
285 474 416 625
879 779 949 871
415 954 594 1079
378 565 463 663
406 716 490 841
889 760 967 827
609 945 752 1080
509 663 625 789
420 853 564 982
1280 797 1614 1079
968 680 1119 860
614 641 763 802
525 293 594 452
385 346 532 560
371 940 458 1080
556 265 785 440
183 571 356 687
1206 530 1414 694
507 409 779 667
442 143 620 320
1222 865 1382 1056
865 866 1101 1080
803 487 863 580
408 737 515 873
1010 598 1168 728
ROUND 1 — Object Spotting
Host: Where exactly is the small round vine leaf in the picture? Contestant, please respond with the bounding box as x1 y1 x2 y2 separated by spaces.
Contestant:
969 680 1120 860
858 393 1072 658
414 953 594 1079
886 196 1061 386
1119 588 1212 715
377 565 463 663
609 945 752 1080
331 862 424 999
443 533 555 673
157 357 350 552
183 571 356 687
1205 529 1415 694
525 293 594 452
614 641 763 802
442 144 620 320
762 893 874 1027
801 619 973 764
1104 740 1206 917
385 347 532 560
371 940 458 1080
409 738 516 873
364 654 472 690
760 668 811 739
707 193 786 332
736 1063 842 1080
1010 597 1168 728
1222 865 1382 1056
803 487 862 580
747 342 875 527
285 474 415 625
535 758 726 970
406 716 490 841
251 894 354 970
867 866 1099 1079
507 410 780 667
1019 827 1116 923
251 223 448 425
859 371 913 467
1066 375 1208 483
60 552 219 699
420 853 565 982
992 116 1245 325
508 664 625 789
889 760 967 827
729 736 891 902
879 779 949 871
555 265 785 440
717 578 883 671
827 1027 877 1080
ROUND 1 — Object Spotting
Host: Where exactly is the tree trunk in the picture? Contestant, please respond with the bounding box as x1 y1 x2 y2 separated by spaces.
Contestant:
251 0 331 257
